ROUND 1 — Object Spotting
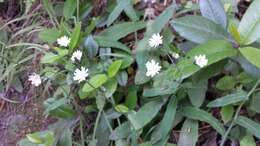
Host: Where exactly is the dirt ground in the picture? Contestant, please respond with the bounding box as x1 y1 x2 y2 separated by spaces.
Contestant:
0 93 54 146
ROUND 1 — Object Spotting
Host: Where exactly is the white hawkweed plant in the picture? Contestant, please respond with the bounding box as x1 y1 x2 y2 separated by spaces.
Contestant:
20 0 260 146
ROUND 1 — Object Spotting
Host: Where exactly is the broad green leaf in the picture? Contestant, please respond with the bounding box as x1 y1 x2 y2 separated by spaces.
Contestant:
238 0 260 45
239 47 260 68
44 98 75 118
103 78 118 98
107 0 138 26
108 60 123 78
135 5 175 84
249 92 260 114
109 122 131 140
151 97 177 145
69 22 81 51
100 21 145 40
41 53 60 64
207 91 248 107
95 36 131 54
235 116 260 139
18 139 37 146
216 75 236 91
220 105 234 124
82 74 108 94
96 113 112 146
57 128 72 146
240 133 256 146
229 21 242 44
106 1 124 26
177 119 198 146
235 56 260 78
26 131 54 146
180 106 225 135
123 0 138 21
63 0 76 20
199 0 227 28
38 28 60 43
44 98 68 115
127 99 165 130
171 16 230 44
161 40 237 81
41 48 68 64
84 35 99 59
125 86 137 109
116 71 128 86
186 80 208 107
143 81 179 97
115 104 129 113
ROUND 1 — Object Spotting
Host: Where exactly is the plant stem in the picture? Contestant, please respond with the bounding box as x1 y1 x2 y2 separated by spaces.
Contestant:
92 110 102 140
80 117 85 146
220 79 260 146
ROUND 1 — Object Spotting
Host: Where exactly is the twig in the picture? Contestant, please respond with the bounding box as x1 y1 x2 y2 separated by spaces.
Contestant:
220 79 260 146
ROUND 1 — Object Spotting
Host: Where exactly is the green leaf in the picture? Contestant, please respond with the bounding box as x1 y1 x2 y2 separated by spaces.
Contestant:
177 119 198 146
238 0 260 45
41 48 68 64
110 122 131 140
207 91 248 107
180 106 225 135
249 92 260 114
84 35 99 59
135 5 175 85
216 76 236 91
103 78 118 98
151 96 177 145
63 0 76 20
41 53 60 64
106 1 125 26
26 131 54 146
108 60 123 78
100 21 145 40
239 47 260 68
57 128 72 146
199 0 227 28
220 105 234 124
125 86 137 109
82 74 108 94
95 36 131 54
171 16 230 44
69 22 81 51
143 81 179 97
107 0 137 26
235 116 260 139
240 133 256 146
116 71 128 86
115 104 129 113
186 80 208 107
38 28 60 43
127 99 165 130
162 40 237 81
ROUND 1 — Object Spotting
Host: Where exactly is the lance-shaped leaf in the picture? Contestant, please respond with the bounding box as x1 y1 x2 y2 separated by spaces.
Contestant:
199 0 227 28
238 0 260 45
235 116 260 139
171 16 231 44
180 106 225 135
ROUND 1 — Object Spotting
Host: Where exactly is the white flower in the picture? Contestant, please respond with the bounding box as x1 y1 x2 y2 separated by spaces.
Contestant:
71 50 82 62
149 33 163 48
144 0 156 3
194 54 208 68
172 52 180 59
73 67 89 83
145 59 161 77
57 36 71 47
28 73 41 87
